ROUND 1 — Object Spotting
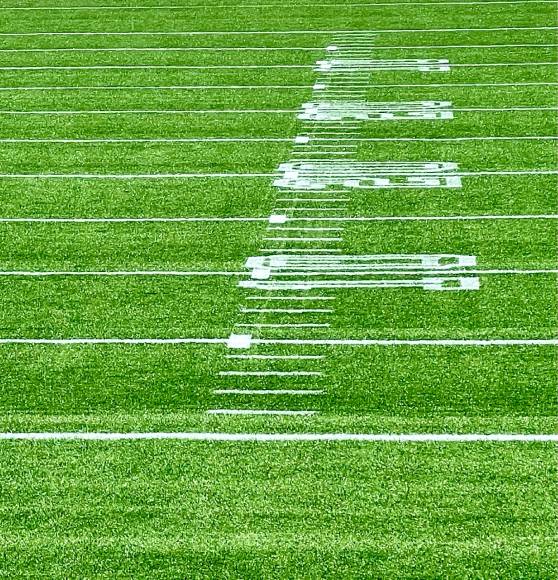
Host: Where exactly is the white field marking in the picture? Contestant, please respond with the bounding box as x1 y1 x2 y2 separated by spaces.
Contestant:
260 248 343 253
207 410 317 416
236 323 330 328
253 339 558 346
454 106 557 111
0 270 245 277
242 278 480 291
0 109 298 114
262 268 558 276
226 354 325 359
0 337 555 347
0 432 555 442
213 389 325 395
0 338 229 345
245 295 336 300
0 1 555 8
286 214 558 222
0 137 299 144
327 137 558 142
0 170 555 180
0 27 554 37
0 217 270 223
273 209 347 212
0 66 316 71
268 227 344 231
219 371 322 376
360 82 558 87
3 43 548 54
262 237 342 242
0 85 315 91
240 308 333 313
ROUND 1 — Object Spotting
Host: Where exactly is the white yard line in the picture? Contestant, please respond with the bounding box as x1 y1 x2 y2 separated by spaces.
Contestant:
0 338 555 346
0 1 555 8
0 82 556 91
0 62 555 71
0 214 554 224
213 389 325 395
0 106 554 114
0 27 554 36
219 371 322 376
0 43 556 52
0 271 246 277
0 170 554 179
207 409 316 415
0 432 555 442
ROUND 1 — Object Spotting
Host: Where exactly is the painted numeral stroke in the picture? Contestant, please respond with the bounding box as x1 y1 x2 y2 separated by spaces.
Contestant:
315 59 451 72
299 101 454 121
274 161 462 190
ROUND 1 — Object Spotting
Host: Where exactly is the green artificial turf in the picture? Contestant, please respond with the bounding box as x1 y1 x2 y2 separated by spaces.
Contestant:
0 0 556 577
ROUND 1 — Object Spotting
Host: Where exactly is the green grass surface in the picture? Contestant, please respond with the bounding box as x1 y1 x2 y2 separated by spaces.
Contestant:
0 0 556 577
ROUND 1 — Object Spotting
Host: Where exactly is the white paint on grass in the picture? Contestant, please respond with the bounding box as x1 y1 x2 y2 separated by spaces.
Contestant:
219 371 322 376
213 389 325 395
207 409 316 415
0 432 555 442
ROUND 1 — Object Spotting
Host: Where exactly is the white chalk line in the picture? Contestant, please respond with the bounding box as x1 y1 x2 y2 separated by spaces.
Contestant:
0 81 555 91
0 271 246 277
226 354 325 359
240 308 333 313
0 170 554 179
0 215 554 224
245 295 336 301
0 43 556 53
2 136 551 144
0 106 554 115
0 432 555 442
0 338 555 346
0 62 555 71
219 371 322 376
0 27 554 36
213 389 325 395
0 1 555 8
208 409 316 416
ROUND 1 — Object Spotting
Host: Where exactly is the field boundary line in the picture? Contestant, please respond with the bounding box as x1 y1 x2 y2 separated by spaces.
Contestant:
0 432 555 442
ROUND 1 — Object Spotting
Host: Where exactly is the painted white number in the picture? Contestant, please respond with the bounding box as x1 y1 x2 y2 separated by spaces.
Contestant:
299 101 453 121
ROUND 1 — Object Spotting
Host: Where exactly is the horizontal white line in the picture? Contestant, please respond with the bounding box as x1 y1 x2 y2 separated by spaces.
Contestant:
0 338 228 345
294 214 558 222
0 62 555 71
0 42 555 53
245 296 335 300
361 82 558 87
255 339 558 346
0 85 313 91
240 308 333 313
0 1 554 8
1 106 552 116
0 271 244 277
0 214 554 224
0 432 554 442
342 136 558 142
236 323 330 328
0 81 555 91
207 409 316 415
263 237 342 242
226 354 325 359
213 389 325 395
279 268 557 275
0 137 297 143
0 216 269 223
0 170 553 179
0 338 554 346
0 27 553 36
219 371 322 376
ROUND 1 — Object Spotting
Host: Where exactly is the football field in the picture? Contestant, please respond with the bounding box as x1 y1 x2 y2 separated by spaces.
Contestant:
0 1 557 577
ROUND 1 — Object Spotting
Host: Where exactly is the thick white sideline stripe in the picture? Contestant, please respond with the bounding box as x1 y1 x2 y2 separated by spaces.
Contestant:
0 214 555 224
0 338 555 346
0 432 555 442
0 27 554 36
214 389 325 395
